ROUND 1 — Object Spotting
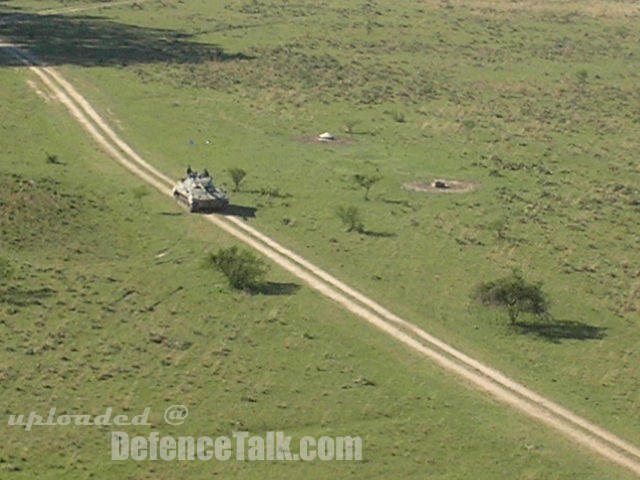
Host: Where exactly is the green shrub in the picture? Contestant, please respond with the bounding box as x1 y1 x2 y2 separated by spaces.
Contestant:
45 153 60 164
208 246 267 292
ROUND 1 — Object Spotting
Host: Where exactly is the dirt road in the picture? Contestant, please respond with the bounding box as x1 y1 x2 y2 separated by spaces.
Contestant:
1 5 639 476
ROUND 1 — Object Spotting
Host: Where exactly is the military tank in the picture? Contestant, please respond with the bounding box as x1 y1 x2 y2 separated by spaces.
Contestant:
172 167 229 213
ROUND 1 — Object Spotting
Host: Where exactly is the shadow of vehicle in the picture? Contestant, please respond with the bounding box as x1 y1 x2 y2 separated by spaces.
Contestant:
220 204 257 220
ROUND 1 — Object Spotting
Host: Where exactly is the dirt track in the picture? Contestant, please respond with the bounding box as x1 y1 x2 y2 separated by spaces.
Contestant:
2 5 640 476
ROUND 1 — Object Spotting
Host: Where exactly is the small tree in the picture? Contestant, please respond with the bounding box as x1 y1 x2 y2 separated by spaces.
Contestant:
208 246 267 292
336 205 364 233
353 174 381 201
228 168 247 192
475 271 549 324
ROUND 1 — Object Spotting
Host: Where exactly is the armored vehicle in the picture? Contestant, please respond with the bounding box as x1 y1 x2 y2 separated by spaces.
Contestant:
172 167 229 212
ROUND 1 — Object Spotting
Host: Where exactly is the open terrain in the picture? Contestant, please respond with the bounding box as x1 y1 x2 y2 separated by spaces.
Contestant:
1 0 639 478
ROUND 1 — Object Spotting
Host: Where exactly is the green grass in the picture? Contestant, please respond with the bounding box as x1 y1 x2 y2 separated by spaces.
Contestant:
2 66 632 479
34 0 639 441
1 0 639 477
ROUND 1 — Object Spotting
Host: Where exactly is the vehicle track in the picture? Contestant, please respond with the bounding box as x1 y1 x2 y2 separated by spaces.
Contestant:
1 7 639 476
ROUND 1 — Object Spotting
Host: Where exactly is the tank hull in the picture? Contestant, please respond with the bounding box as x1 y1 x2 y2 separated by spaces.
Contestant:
172 189 228 213
172 168 229 213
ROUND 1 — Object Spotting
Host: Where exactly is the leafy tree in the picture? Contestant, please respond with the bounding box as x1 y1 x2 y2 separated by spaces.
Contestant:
208 246 267 292
336 205 364 233
228 168 247 192
353 174 381 201
475 270 549 324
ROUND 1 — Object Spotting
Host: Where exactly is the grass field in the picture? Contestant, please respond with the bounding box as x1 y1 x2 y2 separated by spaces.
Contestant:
1 0 639 478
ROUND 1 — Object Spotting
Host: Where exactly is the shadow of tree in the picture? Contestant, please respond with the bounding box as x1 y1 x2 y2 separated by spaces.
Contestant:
253 282 300 296
362 229 395 238
512 319 607 343
0 286 55 306
0 11 252 67
381 198 411 208
158 211 184 216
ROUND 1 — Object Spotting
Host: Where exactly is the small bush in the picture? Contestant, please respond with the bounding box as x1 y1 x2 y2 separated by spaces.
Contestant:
208 246 267 292
475 271 549 323
46 153 60 165
392 111 405 123
576 69 588 85
336 205 364 233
